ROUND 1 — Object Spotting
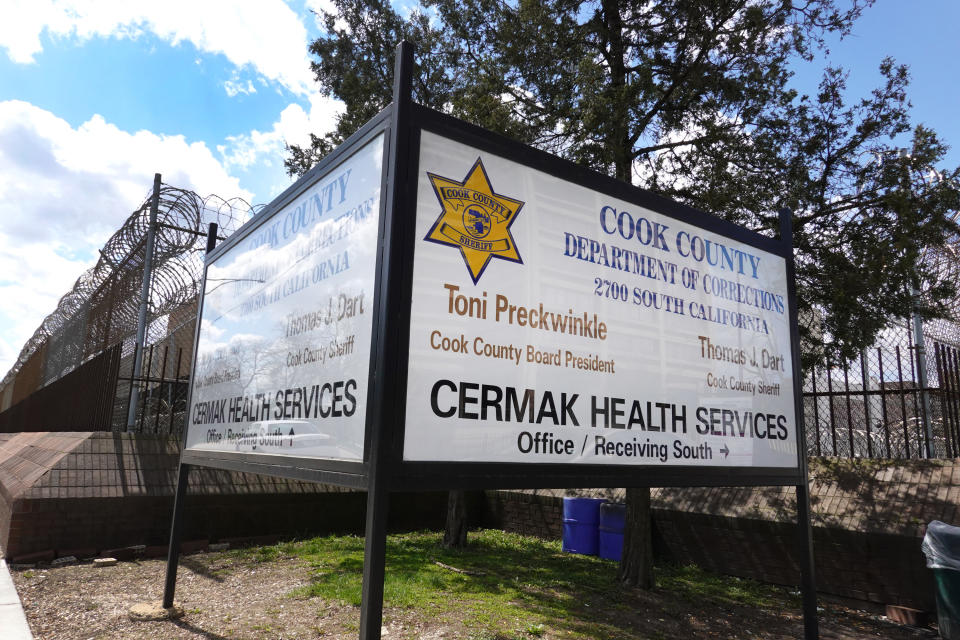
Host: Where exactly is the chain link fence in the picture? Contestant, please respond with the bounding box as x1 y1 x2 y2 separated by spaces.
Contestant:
803 319 960 459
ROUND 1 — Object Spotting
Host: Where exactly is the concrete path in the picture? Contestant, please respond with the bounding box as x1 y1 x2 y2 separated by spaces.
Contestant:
0 559 33 639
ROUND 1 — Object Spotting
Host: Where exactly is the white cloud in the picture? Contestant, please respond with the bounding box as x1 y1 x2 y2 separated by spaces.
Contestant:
0 0 317 96
0 100 251 239
0 335 16 376
224 77 257 98
0 240 96 380
218 93 343 172
304 0 336 16
304 0 346 31
0 100 252 377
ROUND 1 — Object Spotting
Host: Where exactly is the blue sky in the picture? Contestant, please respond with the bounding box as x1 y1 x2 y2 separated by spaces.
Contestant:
790 0 960 169
0 0 958 378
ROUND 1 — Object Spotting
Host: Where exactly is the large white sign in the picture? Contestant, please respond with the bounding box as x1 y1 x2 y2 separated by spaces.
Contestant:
404 131 798 468
184 134 384 461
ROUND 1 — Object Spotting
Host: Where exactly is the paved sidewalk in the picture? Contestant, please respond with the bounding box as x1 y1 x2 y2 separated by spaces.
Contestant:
0 558 33 639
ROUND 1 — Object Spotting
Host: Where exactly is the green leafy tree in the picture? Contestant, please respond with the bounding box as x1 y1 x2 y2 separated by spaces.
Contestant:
288 0 960 585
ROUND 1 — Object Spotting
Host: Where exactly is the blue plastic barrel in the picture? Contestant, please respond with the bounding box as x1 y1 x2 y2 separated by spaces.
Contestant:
598 502 626 561
562 497 605 555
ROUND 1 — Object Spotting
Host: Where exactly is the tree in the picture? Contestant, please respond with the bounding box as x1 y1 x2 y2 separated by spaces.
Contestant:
288 0 960 582
442 489 468 549
657 58 960 365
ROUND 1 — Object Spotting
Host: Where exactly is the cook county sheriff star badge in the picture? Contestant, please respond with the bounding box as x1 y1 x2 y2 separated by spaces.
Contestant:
424 158 524 283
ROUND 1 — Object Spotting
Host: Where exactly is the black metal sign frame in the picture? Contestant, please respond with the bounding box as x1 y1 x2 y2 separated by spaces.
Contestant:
163 42 818 640
390 105 805 492
176 106 393 490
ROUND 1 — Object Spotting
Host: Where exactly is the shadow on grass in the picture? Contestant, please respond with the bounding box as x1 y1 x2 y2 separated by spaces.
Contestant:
276 530 803 640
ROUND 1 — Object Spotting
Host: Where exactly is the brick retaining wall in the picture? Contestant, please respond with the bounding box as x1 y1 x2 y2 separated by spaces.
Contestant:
0 432 447 560
482 458 954 612
0 432 951 612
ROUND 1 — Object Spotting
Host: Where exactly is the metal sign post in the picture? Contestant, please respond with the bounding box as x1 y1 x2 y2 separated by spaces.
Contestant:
358 42 414 638
162 222 217 610
781 208 819 639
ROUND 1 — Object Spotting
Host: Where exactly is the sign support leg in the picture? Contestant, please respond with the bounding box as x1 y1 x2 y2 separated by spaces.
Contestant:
162 462 191 608
779 207 819 639
796 481 819 639
358 481 389 639
355 39 411 640
162 222 216 610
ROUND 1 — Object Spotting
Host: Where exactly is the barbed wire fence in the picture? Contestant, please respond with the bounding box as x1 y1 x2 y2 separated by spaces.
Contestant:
0 175 250 436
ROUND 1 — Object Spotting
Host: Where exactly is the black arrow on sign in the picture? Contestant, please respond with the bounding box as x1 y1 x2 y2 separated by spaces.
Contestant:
288 428 295 446
720 443 730 458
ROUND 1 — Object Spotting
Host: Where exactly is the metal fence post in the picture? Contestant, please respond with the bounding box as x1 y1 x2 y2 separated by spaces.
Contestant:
860 350 873 457
126 173 161 431
910 291 935 457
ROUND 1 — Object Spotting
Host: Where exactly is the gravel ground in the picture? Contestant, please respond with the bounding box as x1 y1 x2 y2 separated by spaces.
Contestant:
9 550 940 640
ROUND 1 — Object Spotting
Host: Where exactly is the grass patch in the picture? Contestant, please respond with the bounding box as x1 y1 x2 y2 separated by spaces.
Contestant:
285 530 616 610
657 563 790 609
233 529 799 638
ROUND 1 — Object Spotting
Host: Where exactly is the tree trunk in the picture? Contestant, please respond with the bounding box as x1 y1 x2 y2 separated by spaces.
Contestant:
443 489 468 549
617 486 654 588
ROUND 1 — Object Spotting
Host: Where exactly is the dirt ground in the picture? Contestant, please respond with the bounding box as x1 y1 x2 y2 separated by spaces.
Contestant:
9 550 938 640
